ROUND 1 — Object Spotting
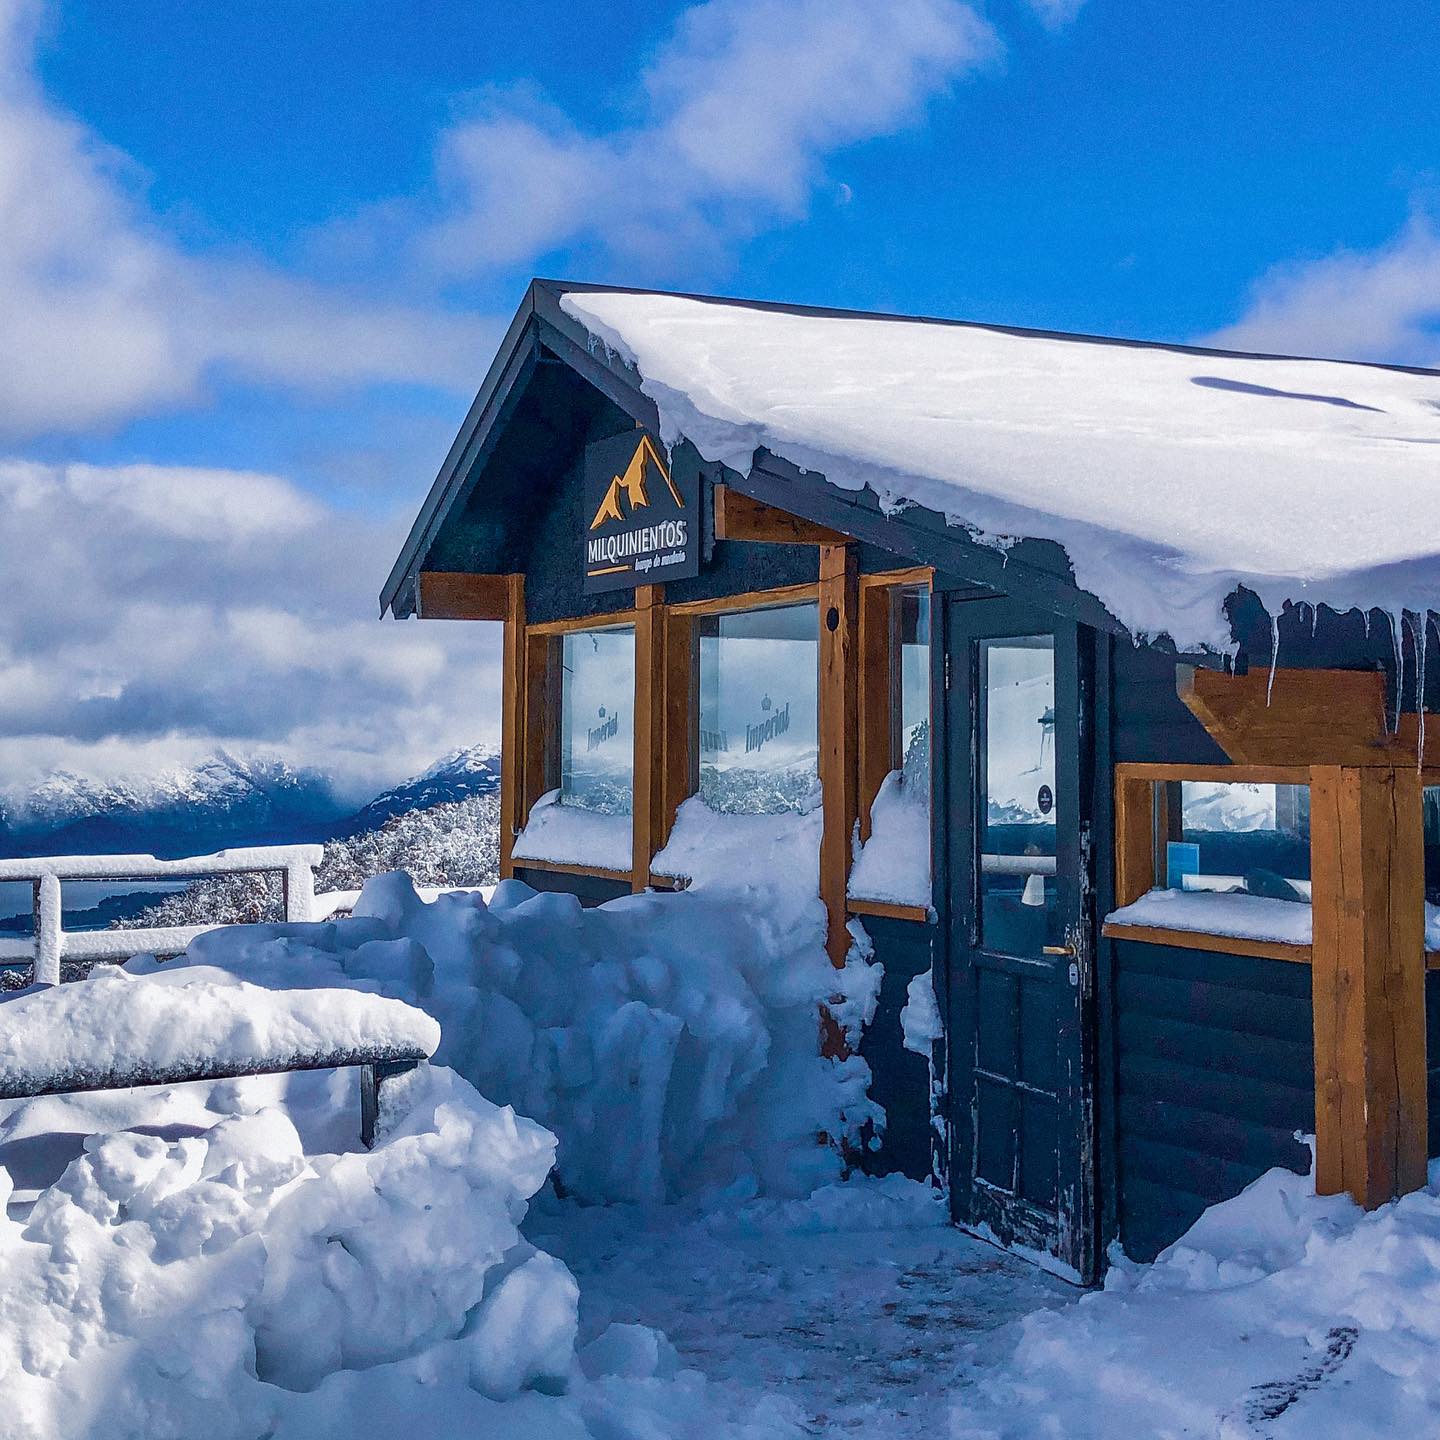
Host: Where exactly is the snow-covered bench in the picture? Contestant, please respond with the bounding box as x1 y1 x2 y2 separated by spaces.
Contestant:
0 966 441 1147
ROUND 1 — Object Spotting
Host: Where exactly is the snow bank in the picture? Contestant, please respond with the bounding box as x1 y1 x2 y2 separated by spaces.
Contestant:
0 965 438 1096
953 1160 1440 1439
848 770 930 908
0 1061 799 1440
136 868 879 1203
561 290 1440 648
0 1065 580 1439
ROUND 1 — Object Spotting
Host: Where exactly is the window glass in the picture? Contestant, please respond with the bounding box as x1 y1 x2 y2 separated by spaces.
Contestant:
898 586 931 799
978 636 1059 954
698 602 819 814
1425 788 1440 907
559 625 634 814
1158 781 1310 897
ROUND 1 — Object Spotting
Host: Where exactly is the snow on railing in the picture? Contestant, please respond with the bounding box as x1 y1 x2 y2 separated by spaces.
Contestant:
0 845 323 986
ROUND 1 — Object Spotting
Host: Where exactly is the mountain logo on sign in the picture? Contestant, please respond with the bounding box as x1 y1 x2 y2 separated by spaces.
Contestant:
589 433 681 529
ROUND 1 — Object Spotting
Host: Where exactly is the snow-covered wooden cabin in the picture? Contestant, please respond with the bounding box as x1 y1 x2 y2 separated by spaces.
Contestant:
382 281 1440 1281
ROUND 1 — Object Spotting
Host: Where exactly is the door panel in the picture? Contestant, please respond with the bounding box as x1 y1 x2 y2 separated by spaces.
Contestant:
941 596 1097 1282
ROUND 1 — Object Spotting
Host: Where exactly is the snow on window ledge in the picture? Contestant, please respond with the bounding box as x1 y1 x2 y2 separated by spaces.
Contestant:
1106 888 1313 946
651 795 821 891
511 790 633 872
848 770 930 910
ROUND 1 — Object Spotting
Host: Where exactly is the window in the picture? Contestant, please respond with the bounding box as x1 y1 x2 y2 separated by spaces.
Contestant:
1106 765 1314 952
512 620 636 874
898 585 931 799
978 636 1059 952
849 581 932 909
1167 780 1310 897
558 625 635 814
1422 786 1440 950
697 602 819 814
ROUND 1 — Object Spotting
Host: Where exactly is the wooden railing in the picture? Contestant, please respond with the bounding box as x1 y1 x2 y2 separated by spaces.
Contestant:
0 845 323 986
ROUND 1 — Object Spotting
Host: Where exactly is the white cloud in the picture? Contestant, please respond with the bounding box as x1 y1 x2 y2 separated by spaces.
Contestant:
1206 215 1440 367
0 0 492 441
0 459 501 798
414 0 1001 275
1024 0 1087 28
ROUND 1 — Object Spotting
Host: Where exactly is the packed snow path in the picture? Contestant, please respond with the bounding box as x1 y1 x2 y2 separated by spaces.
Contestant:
529 1185 1078 1437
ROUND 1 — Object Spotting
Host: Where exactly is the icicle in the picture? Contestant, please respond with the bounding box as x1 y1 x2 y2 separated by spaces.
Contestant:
1389 609 1404 735
1266 611 1281 706
1417 611 1429 773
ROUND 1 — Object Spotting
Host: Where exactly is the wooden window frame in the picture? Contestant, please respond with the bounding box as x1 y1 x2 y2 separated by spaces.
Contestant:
1104 760 1440 968
1103 761 1316 964
509 612 638 884
645 582 824 887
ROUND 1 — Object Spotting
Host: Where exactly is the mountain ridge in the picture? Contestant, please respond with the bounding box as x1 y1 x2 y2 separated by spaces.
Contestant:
0 743 501 860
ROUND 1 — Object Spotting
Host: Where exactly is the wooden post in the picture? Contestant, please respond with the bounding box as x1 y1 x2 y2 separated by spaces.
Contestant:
1113 773 1156 908
818 544 859 968
857 582 898 843
632 585 666 891
522 631 556 819
498 575 526 880
1310 765 1428 1208
661 610 695 850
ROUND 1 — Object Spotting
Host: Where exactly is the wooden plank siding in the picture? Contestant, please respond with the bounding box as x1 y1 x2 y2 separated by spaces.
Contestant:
855 912 935 1182
1111 938 1314 1261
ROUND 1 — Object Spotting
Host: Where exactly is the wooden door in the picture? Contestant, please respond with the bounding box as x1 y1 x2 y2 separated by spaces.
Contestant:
938 595 1098 1282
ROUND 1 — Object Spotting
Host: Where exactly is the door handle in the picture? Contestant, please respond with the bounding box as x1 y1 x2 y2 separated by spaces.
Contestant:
1042 944 1076 957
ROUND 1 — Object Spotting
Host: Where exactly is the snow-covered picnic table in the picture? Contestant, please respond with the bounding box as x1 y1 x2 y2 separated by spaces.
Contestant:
0 964 440 1144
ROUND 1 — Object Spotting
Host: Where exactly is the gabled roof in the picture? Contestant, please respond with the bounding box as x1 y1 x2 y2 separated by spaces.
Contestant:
385 281 1440 647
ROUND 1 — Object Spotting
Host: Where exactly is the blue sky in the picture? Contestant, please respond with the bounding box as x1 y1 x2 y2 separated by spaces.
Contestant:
2 0 1438 799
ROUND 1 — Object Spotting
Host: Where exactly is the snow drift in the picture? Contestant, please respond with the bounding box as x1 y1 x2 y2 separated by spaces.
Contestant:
954 1159 1440 1439
130 871 880 1203
0 1066 580 1439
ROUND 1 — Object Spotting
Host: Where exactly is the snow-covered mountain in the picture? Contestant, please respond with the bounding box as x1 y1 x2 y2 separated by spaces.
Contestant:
0 744 501 859
337 744 502 837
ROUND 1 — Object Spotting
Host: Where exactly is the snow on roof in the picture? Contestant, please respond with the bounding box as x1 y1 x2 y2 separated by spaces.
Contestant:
559 290 1440 649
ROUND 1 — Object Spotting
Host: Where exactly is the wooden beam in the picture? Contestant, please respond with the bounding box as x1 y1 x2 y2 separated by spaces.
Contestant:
858 566 934 590
714 484 850 545
632 585 666 892
510 858 634 884
1310 765 1428 1209
857 581 899 843
1177 664 1404 766
526 608 638 636
819 544 859 968
848 898 929 924
1100 921 1311 965
1114 760 1314 786
498 575 526 880
667 582 818 617
416 571 511 620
